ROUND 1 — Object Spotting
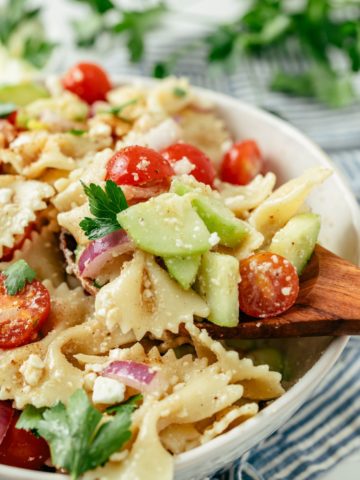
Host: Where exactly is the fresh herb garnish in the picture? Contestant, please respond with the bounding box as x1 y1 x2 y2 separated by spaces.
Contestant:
2 259 36 295
80 180 128 240
173 87 187 98
17 389 140 480
0 0 56 68
105 394 143 414
68 129 86 136
72 1 167 62
153 0 360 107
0 103 17 119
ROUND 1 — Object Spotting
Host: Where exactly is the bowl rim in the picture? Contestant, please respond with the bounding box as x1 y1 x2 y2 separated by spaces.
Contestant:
1 75 359 480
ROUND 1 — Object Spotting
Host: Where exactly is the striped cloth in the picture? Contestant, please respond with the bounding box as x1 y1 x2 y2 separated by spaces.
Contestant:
211 337 360 480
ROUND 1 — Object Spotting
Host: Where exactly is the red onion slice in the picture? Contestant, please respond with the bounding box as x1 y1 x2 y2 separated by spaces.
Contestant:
102 361 158 392
78 230 134 279
0 401 14 446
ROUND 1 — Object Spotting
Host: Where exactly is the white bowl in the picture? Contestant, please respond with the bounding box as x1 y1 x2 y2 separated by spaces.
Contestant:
1 79 360 480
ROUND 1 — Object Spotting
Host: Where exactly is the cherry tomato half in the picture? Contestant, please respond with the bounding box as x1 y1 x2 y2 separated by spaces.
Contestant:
106 146 174 187
161 143 216 186
0 276 51 349
0 409 49 470
62 62 112 104
220 140 263 185
239 252 299 318
0 223 34 262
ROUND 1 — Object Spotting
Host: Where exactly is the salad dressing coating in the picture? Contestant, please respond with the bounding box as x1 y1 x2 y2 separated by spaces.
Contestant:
0 73 330 479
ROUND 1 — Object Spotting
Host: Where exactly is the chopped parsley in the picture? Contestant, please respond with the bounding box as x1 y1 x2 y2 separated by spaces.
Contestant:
17 389 140 480
2 259 36 295
102 98 138 119
173 87 187 98
68 129 86 136
80 180 128 240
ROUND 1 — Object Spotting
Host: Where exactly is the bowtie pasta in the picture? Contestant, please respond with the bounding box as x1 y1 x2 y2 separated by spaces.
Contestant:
0 63 331 480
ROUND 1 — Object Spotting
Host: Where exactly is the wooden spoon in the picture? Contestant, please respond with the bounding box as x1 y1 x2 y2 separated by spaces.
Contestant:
195 245 360 338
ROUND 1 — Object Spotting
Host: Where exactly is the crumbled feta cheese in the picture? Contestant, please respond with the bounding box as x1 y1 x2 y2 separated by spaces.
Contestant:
173 157 195 176
136 158 150 170
281 287 292 296
20 354 45 387
208 232 220 246
92 377 126 405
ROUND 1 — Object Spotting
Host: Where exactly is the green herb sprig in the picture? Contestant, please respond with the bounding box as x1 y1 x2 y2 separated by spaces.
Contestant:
2 259 36 295
0 0 56 68
153 0 360 108
71 0 167 62
80 180 128 240
17 389 142 480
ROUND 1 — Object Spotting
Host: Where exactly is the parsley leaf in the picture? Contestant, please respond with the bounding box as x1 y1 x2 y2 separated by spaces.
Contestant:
80 180 128 240
17 389 139 480
2 259 36 295
73 0 114 15
105 394 143 414
0 102 17 119
68 129 86 136
0 0 55 68
173 87 187 98
22 37 57 69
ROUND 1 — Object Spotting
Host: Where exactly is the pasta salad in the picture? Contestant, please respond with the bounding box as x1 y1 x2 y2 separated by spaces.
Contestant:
0 62 331 479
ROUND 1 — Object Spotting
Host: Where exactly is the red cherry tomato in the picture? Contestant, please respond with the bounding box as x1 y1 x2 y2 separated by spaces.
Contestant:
62 62 112 104
106 146 174 187
0 409 49 470
239 252 299 318
161 143 216 186
6 111 17 125
220 140 263 185
0 276 51 349
0 223 34 262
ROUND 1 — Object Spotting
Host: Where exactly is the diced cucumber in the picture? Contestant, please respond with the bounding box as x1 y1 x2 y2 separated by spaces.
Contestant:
171 178 248 247
248 348 284 373
164 255 201 289
0 82 49 106
196 252 240 327
225 339 256 351
268 213 321 274
117 193 211 256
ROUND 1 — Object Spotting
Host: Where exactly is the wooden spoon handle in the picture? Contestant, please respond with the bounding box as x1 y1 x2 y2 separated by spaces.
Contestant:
195 245 360 339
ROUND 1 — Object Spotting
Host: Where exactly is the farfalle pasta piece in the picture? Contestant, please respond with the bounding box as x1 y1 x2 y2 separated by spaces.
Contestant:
95 251 209 341
53 148 113 212
0 283 94 408
187 323 284 400
200 403 259 445
215 172 276 217
249 167 332 241
177 108 232 168
0 226 65 286
85 364 243 480
0 175 54 257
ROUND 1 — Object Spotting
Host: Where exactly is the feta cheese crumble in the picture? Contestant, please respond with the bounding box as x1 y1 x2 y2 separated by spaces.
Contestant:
208 232 220 246
92 376 125 405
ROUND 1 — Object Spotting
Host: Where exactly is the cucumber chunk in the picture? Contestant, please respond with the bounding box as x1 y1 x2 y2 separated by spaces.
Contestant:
171 178 248 247
164 255 201 289
268 213 321 274
118 193 211 256
0 82 49 106
197 252 240 327
248 348 284 373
